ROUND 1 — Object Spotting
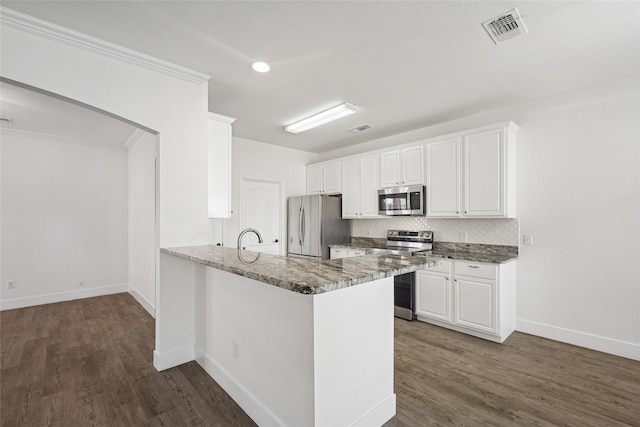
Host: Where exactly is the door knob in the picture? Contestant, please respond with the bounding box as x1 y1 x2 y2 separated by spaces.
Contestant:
273 239 279 243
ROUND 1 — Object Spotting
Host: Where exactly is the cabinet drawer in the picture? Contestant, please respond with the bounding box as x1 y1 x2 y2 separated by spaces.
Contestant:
454 261 496 280
420 259 451 274
330 248 347 259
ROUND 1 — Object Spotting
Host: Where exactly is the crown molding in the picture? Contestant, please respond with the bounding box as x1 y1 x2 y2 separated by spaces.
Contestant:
207 112 236 125
0 7 210 85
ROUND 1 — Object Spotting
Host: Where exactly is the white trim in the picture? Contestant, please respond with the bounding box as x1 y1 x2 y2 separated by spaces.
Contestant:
1 127 128 150
124 128 146 149
0 6 210 84
0 283 129 311
516 318 640 361
195 345 285 427
128 287 156 318
207 112 236 125
416 316 509 343
352 394 396 427
153 344 195 371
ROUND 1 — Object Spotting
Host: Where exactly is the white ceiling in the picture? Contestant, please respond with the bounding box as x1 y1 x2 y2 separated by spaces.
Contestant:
1 1 639 153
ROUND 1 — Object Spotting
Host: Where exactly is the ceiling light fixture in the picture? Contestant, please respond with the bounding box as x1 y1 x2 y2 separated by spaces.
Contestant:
252 62 270 73
285 102 358 134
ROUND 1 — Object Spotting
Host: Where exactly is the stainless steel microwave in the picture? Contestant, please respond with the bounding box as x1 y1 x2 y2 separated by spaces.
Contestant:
378 185 426 216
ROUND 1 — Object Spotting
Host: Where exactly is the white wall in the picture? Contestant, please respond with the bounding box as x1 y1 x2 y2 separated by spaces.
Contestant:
319 76 640 359
211 136 317 252
0 13 210 249
127 130 158 317
515 92 639 359
1 10 210 364
0 130 128 309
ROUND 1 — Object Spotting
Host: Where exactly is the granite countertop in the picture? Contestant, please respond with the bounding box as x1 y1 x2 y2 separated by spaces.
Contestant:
330 238 519 264
161 245 440 295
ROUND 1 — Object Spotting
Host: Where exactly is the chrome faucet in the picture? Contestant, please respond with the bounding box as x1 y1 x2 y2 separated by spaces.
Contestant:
237 228 263 250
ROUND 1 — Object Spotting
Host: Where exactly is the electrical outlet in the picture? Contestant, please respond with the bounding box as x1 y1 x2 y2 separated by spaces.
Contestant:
523 234 533 246
79 279 85 287
7 280 16 289
460 232 468 243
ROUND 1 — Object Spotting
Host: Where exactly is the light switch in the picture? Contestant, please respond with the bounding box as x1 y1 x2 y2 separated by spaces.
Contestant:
523 234 533 246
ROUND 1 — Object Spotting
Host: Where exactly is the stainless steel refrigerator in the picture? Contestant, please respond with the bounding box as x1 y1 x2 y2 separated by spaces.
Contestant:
287 194 350 260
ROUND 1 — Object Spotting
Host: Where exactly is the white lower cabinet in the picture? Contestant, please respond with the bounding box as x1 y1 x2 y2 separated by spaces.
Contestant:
330 247 366 259
416 262 452 322
416 259 516 342
454 276 496 334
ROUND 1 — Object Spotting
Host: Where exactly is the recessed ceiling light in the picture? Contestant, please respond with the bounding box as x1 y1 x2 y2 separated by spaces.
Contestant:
252 62 270 73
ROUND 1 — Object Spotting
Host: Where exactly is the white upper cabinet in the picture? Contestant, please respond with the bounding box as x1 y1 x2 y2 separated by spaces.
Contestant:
359 154 380 216
426 122 517 218
305 121 516 218
426 138 461 217
380 150 400 188
306 161 342 195
208 112 236 218
379 145 424 188
341 154 381 218
464 127 514 217
306 164 323 194
341 159 359 217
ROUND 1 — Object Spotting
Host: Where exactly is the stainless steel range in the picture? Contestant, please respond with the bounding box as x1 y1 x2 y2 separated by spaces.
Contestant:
381 230 433 321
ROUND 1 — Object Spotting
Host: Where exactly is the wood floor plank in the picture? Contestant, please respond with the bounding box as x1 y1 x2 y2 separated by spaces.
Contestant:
2 293 638 427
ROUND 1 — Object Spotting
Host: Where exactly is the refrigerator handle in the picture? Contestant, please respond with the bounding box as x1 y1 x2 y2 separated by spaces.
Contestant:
298 206 303 246
301 206 306 246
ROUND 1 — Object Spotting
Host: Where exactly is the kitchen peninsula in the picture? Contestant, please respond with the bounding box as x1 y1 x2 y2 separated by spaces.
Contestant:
156 245 439 427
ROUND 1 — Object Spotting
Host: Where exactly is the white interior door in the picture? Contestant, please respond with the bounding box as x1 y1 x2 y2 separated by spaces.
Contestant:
239 177 282 254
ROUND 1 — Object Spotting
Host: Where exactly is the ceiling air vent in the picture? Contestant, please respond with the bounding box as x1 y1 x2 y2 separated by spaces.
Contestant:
348 124 372 133
482 8 527 44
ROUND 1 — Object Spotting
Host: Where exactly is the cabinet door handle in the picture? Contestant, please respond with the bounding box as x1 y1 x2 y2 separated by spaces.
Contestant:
468 265 480 268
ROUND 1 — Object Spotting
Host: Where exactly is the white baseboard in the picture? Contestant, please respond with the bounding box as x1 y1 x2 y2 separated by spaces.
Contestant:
195 345 284 427
353 394 396 427
0 283 129 311
153 344 195 372
516 318 640 361
128 287 156 318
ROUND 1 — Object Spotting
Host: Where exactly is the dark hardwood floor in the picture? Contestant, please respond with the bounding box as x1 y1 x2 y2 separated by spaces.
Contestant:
1 293 639 426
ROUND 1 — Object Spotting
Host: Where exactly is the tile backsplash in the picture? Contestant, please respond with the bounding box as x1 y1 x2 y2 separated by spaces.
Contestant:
351 217 519 246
